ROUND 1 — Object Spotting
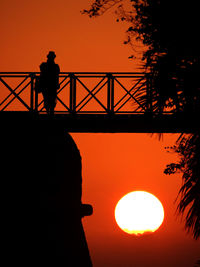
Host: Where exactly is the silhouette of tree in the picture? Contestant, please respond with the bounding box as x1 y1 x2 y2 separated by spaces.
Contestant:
83 0 200 113
83 0 200 239
164 134 200 240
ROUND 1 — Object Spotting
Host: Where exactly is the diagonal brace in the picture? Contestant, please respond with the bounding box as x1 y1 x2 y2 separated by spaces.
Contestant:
0 77 31 111
76 77 107 111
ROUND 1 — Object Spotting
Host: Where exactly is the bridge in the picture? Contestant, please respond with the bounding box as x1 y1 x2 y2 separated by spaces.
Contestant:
0 72 198 133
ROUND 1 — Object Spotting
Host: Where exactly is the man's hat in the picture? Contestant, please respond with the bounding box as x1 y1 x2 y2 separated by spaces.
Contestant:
47 51 56 59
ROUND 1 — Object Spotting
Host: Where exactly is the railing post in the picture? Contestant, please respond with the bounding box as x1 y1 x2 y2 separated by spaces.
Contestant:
111 74 114 113
73 74 76 113
146 73 153 113
69 73 76 113
107 73 114 114
30 73 35 112
34 75 38 113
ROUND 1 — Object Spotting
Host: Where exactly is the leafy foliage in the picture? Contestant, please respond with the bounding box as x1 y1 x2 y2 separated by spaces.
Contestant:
82 0 122 17
83 0 200 113
84 0 200 239
165 134 200 239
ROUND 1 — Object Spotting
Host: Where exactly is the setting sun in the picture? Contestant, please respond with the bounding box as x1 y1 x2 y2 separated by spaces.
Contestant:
115 191 164 235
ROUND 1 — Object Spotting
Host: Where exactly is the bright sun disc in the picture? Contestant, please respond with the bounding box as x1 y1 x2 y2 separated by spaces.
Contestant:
115 191 164 235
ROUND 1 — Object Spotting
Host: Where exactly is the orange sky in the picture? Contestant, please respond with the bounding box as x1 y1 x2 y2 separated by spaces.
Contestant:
1 0 199 266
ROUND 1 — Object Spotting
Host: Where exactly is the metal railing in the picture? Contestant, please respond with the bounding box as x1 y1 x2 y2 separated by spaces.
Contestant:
0 72 151 114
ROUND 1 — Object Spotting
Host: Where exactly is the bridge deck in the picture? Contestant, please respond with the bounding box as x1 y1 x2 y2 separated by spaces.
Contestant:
0 72 199 133
0 111 198 133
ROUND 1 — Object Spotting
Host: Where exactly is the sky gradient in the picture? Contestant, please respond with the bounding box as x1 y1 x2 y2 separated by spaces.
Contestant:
1 0 199 266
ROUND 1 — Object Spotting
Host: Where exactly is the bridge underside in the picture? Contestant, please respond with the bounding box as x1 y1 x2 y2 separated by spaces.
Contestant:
1 112 198 133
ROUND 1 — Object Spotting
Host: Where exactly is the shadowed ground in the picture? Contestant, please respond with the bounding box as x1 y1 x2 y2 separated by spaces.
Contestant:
1 118 92 266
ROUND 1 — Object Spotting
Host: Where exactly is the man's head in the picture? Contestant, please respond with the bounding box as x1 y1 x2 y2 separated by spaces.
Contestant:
47 51 56 61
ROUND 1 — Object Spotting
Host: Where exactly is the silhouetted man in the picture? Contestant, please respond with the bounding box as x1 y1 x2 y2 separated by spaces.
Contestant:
40 51 60 115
